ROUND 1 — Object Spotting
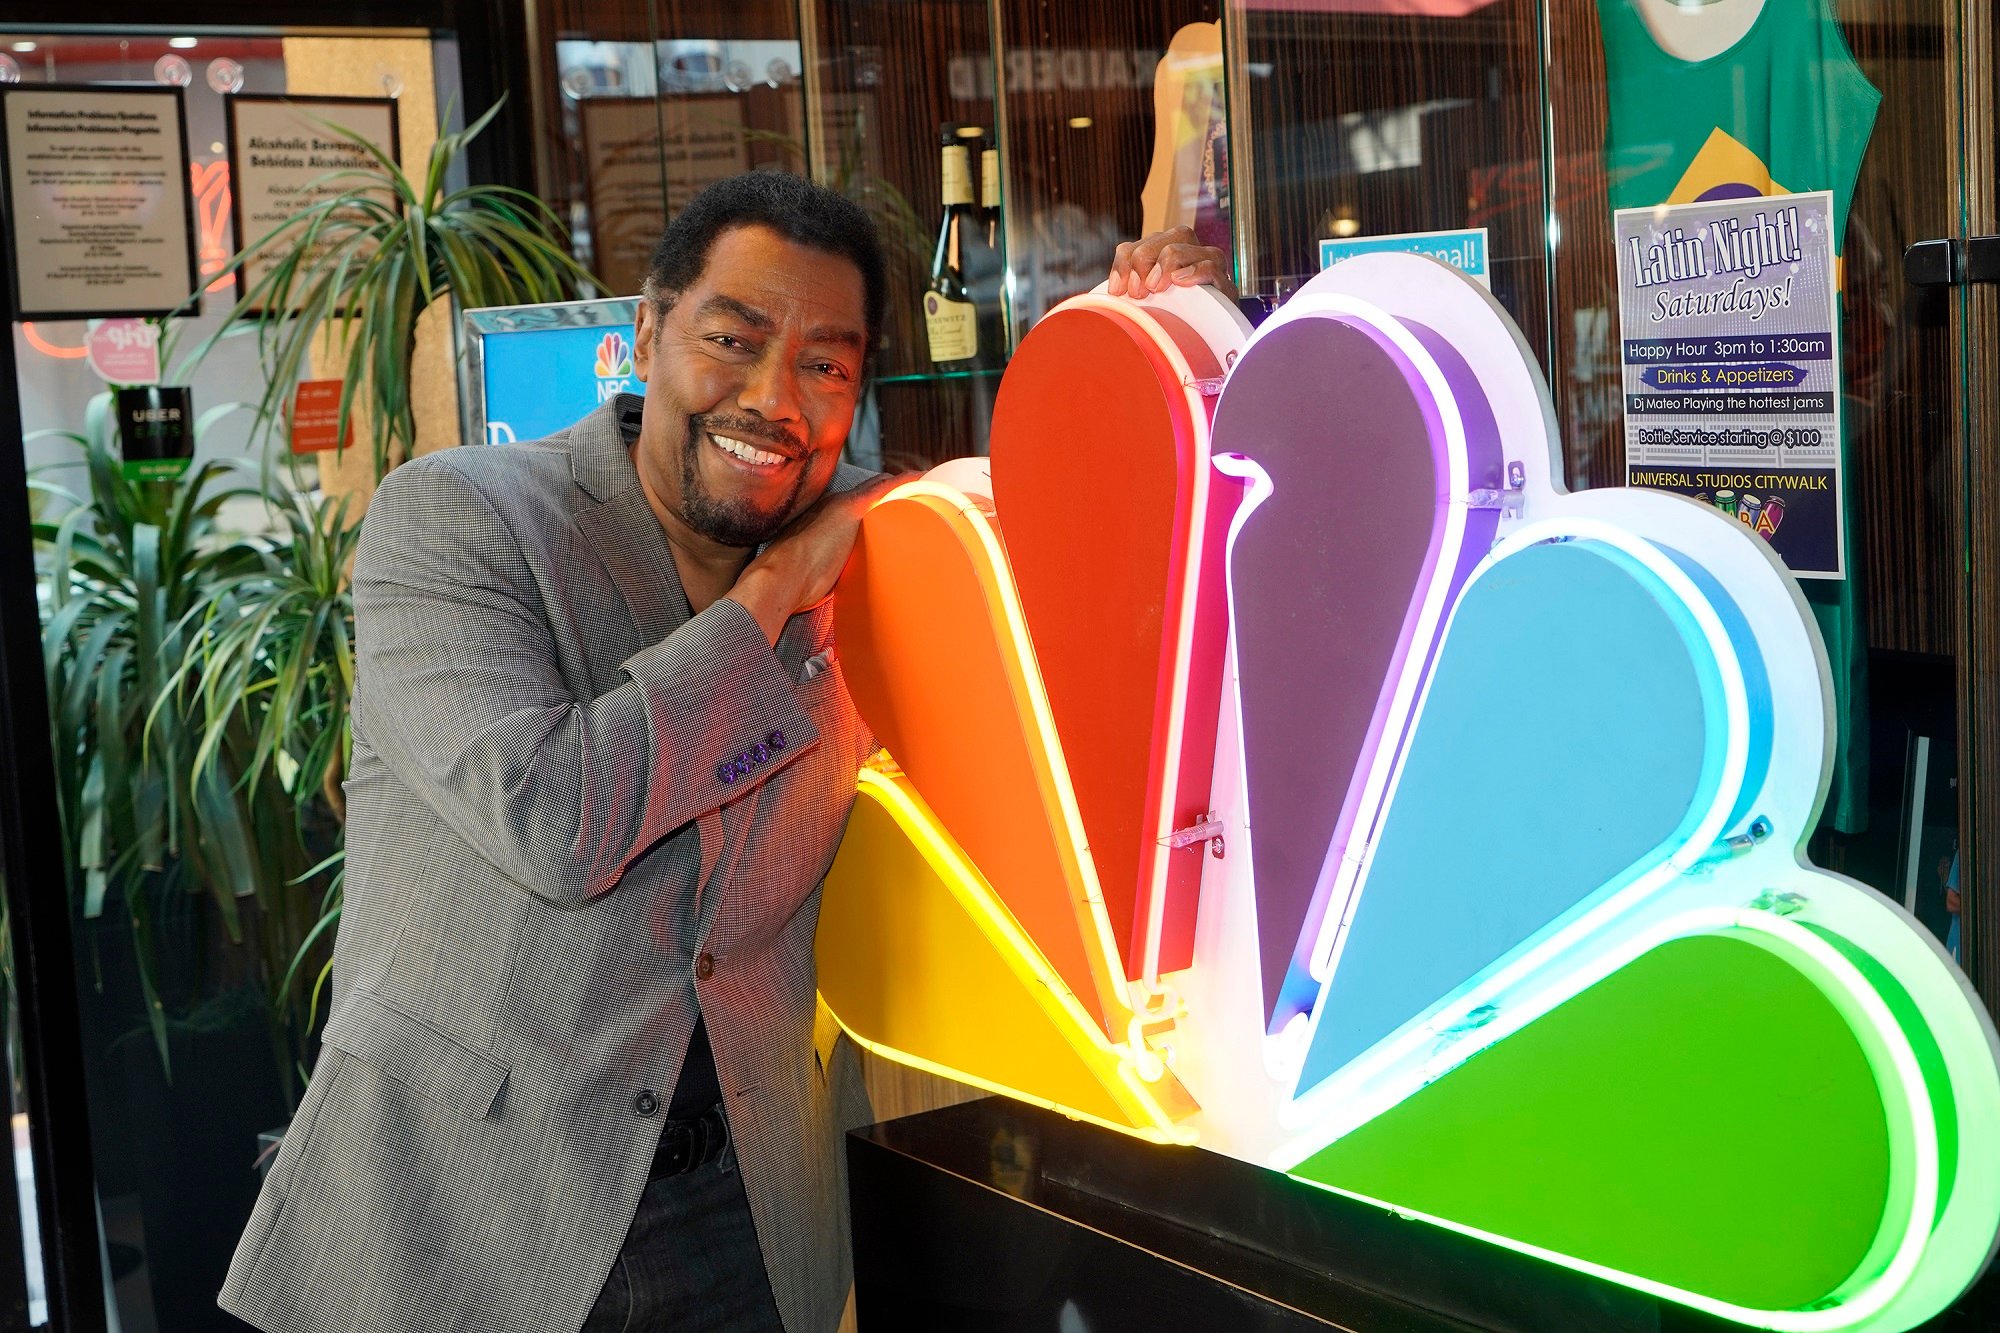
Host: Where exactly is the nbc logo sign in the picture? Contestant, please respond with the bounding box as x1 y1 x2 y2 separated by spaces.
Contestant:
594 330 634 402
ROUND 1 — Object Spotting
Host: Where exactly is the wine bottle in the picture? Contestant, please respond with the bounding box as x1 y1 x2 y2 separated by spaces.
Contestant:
981 147 1000 254
925 126 980 370
976 146 1006 362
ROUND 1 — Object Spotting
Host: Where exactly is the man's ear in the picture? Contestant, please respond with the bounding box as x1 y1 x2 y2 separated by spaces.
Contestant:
633 300 659 382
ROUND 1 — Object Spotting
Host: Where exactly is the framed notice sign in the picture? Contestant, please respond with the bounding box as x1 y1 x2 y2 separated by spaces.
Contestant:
0 84 199 320
1615 190 1844 579
225 94 399 313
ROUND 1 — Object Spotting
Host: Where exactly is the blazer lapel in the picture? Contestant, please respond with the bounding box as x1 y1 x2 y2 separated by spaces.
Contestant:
569 397 686 651
567 398 726 888
574 491 685 649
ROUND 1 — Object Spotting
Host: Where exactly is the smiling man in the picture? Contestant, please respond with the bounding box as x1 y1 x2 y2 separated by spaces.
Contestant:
220 173 892 1333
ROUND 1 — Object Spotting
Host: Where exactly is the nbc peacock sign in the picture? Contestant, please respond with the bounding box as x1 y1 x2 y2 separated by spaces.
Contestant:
818 253 2000 1333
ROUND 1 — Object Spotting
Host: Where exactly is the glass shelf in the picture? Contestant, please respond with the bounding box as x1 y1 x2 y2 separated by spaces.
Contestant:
874 367 1007 386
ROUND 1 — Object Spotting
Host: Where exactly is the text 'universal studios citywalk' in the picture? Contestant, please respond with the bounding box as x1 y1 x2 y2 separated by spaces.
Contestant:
1616 190 1844 579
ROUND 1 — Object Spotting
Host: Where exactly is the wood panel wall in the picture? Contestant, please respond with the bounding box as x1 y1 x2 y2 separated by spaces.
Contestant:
283 36 451 515
1840 13 1962 658
1541 0 1620 493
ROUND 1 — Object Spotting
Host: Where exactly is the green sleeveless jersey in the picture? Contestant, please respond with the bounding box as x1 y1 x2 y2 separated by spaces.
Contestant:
1601 0 1878 239
1599 0 1880 833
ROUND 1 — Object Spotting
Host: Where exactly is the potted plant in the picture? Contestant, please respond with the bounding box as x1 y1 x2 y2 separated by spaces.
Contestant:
34 397 283 1065
185 98 598 480
34 403 318 1331
171 99 599 1026
179 483 363 1071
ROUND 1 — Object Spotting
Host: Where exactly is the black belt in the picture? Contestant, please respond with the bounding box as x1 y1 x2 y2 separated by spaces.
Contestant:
650 1102 729 1179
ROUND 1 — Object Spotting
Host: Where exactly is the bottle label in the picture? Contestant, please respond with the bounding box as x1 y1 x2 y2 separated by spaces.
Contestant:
941 145 973 206
982 150 1000 210
925 292 978 362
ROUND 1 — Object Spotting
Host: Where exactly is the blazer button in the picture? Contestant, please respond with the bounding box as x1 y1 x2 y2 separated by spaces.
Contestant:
635 1090 660 1117
767 730 786 752
716 762 737 786
752 742 770 764
695 952 715 980
735 753 753 776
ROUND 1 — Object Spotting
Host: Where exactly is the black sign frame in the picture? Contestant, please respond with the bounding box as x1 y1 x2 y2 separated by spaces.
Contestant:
223 92 402 314
0 83 201 322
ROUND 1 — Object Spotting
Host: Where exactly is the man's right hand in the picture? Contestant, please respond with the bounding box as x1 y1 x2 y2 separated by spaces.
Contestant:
727 474 899 645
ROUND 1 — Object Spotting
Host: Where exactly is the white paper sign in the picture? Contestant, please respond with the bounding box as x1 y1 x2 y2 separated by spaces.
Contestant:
1615 191 1844 580
0 85 198 318
225 95 399 312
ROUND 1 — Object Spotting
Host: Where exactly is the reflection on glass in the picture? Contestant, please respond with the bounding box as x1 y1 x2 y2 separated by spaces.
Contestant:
998 8 1226 334
800 0 1002 466
1556 0 1957 881
1225 2 1547 358
550 36 807 297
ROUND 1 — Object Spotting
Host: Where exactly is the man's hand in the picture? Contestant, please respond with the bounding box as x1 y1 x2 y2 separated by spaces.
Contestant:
1107 226 1237 304
727 474 899 645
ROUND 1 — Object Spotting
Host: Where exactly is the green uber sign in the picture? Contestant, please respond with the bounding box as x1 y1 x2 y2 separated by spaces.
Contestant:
115 386 195 482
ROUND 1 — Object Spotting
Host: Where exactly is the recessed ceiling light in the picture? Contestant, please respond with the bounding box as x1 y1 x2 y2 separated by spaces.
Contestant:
168 37 198 49
1067 116 1092 130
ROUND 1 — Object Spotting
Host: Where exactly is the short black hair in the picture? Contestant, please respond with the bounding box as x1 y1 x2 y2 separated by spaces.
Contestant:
642 171 886 360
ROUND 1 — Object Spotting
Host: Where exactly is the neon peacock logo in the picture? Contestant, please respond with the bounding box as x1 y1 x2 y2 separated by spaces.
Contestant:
817 253 2000 1333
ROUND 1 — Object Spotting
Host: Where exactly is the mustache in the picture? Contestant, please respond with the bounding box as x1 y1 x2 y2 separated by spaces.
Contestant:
693 413 804 459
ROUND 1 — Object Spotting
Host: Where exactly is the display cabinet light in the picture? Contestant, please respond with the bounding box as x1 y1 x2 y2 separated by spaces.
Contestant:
11 42 35 53
168 37 198 49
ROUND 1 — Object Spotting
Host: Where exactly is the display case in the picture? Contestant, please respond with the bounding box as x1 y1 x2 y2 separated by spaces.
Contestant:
529 0 1242 465
798 0 1005 470
518 0 1997 1092
526 1 1560 468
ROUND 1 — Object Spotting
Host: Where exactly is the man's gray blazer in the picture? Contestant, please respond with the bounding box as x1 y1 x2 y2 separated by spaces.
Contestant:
221 396 876 1333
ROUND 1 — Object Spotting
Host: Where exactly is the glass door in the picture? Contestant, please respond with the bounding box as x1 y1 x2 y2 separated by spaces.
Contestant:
0 27 467 1331
1957 0 2000 1046
1543 3 1994 1312
1537 0 1980 977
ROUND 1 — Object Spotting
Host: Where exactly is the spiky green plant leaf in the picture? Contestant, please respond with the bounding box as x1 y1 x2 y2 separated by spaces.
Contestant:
179 97 597 480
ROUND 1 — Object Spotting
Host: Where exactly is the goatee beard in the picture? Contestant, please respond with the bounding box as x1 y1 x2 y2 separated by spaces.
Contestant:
677 417 813 548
